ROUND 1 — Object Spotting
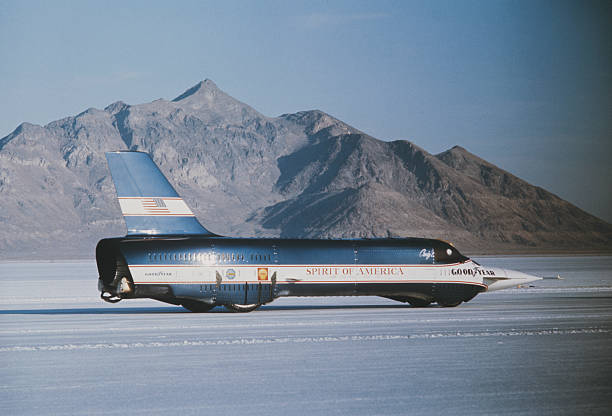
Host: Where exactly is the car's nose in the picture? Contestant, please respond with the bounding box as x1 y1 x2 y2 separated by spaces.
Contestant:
483 267 542 291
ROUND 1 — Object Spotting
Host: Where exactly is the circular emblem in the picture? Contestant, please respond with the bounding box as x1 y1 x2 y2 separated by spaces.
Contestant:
225 269 236 280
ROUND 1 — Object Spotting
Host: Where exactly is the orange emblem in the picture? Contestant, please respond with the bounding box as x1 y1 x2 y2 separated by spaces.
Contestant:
257 267 269 281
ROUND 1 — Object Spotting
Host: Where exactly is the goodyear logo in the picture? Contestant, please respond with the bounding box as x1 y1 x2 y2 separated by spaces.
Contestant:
451 268 496 276
225 269 236 280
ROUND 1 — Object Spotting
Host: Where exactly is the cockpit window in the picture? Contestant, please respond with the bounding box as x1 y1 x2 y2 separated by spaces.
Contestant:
434 242 469 264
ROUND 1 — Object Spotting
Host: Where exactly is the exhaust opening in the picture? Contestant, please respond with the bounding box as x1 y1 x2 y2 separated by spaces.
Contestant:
96 238 120 285
96 238 133 297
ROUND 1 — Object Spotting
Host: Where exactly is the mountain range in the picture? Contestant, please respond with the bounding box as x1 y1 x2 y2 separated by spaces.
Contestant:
1 79 610 259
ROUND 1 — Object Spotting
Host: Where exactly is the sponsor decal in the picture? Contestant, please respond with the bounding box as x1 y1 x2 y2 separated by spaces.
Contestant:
419 248 434 260
451 268 496 276
225 268 236 280
144 271 174 277
257 267 269 281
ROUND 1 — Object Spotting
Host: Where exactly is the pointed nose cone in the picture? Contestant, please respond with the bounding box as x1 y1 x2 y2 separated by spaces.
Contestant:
484 268 542 291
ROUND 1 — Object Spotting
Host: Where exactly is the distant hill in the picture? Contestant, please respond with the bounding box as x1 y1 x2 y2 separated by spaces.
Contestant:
1 79 610 259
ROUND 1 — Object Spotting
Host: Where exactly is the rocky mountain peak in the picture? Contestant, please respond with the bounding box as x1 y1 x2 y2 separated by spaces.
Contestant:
169 79 263 123
437 145 481 163
104 101 129 115
280 110 359 137
437 144 499 179
172 79 219 102
0 122 46 150
436 144 534 198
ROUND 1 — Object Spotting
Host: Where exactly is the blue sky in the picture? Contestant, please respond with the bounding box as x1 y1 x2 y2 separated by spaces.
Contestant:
1 0 611 222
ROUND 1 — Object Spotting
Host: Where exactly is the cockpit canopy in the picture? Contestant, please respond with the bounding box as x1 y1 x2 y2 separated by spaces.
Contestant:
433 241 469 264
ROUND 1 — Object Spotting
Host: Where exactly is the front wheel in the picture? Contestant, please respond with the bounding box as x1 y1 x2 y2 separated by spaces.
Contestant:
181 300 215 313
225 303 261 313
436 299 462 307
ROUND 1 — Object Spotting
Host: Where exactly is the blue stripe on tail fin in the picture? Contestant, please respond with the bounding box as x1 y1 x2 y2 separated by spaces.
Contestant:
106 151 215 236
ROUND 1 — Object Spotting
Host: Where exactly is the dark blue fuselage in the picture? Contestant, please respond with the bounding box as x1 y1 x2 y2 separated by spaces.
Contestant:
96 235 482 309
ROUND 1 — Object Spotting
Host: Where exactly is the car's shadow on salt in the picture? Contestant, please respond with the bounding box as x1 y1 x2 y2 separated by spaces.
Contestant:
0 307 184 315
258 304 414 311
0 303 420 315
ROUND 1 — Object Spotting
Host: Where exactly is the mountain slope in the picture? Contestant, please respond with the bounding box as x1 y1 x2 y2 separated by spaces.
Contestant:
436 146 611 247
0 80 610 259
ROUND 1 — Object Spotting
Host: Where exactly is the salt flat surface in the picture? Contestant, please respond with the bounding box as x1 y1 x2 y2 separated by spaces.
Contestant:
1 257 611 415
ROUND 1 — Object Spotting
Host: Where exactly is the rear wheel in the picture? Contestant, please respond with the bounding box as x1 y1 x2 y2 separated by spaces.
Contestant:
437 299 462 307
382 296 432 307
407 298 432 307
181 300 215 313
225 303 261 313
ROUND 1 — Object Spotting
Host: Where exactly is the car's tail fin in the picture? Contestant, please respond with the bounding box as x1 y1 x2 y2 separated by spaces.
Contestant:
105 151 215 236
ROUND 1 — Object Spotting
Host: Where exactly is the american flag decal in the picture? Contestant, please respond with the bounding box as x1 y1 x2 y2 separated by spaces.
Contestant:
117 197 195 217
141 198 170 214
